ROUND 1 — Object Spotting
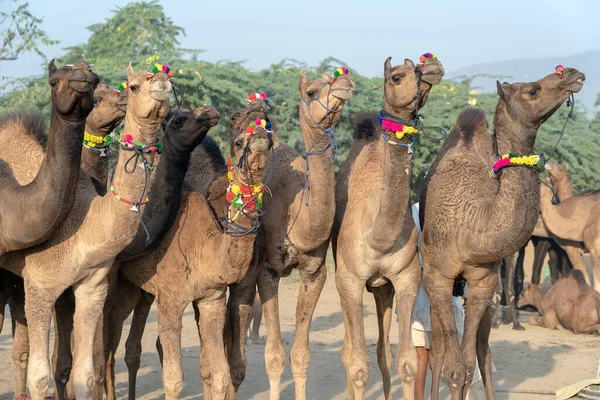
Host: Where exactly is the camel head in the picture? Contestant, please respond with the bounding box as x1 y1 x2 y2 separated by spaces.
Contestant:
544 161 569 186
496 67 585 129
383 55 445 116
48 59 99 120
125 63 172 143
517 284 542 311
162 105 221 152
298 69 356 129
85 82 128 136
228 99 272 185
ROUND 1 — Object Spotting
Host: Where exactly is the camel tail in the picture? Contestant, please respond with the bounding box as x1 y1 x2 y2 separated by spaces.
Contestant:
352 111 379 140
453 108 488 140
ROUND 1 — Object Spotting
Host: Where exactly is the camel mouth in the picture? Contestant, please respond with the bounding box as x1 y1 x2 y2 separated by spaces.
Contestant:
560 72 585 93
150 90 172 101
194 106 221 127
249 136 270 152
331 77 356 101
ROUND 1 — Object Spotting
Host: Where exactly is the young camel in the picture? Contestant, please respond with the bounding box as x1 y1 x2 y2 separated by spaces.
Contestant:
0 81 130 400
243 71 354 400
333 55 444 399
0 60 97 257
420 67 585 400
517 270 600 334
104 99 272 400
0 64 172 400
48 104 221 400
539 179 600 291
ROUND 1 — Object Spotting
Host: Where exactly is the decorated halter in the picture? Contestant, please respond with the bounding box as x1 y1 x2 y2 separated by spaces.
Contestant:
331 67 350 84
248 92 269 107
117 82 129 91
555 64 565 79
151 64 174 77
492 153 544 175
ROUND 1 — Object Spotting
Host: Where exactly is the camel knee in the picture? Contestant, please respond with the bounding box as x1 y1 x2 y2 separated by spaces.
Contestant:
265 342 286 379
290 346 310 378
204 368 230 399
229 357 247 388
163 377 183 399
13 349 29 370
349 360 370 391
124 342 142 370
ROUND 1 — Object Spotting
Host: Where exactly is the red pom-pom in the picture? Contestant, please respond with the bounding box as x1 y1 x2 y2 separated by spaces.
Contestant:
248 93 257 100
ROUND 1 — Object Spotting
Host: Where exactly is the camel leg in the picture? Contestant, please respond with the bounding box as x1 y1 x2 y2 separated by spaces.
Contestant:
290 255 328 400
226 267 258 396
476 306 495 400
390 260 420 400
52 289 75 400
515 247 525 300
504 252 524 330
103 276 142 400
70 267 110 399
424 268 465 400
24 280 65 400
156 297 187 400
372 282 395 400
460 270 497 397
556 239 590 285
124 290 154 399
9 287 29 398
531 237 551 285
429 310 445 400
197 294 230 400
490 269 503 328
335 267 370 399
257 266 286 400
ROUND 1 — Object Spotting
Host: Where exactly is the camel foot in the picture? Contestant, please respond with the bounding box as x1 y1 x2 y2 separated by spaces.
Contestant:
512 323 525 331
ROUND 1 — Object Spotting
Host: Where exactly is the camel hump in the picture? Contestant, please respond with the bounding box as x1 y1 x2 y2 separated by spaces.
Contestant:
351 111 379 140
0 110 48 149
454 108 488 139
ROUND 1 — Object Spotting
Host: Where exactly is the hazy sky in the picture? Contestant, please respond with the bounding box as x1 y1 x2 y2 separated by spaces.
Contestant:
2 0 599 78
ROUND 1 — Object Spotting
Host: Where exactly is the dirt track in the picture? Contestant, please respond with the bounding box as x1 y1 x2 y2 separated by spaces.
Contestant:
1 251 598 399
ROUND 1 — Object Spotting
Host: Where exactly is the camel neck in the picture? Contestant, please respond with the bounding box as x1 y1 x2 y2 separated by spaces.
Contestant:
539 187 583 242
367 128 413 252
554 177 574 200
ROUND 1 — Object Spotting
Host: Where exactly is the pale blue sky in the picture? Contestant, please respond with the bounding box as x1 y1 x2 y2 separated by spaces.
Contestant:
2 0 599 78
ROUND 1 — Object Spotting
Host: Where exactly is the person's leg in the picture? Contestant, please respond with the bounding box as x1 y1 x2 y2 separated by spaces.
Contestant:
248 291 263 343
415 347 428 400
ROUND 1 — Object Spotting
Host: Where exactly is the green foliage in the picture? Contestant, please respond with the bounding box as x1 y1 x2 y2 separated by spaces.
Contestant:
0 0 598 200
0 1 58 61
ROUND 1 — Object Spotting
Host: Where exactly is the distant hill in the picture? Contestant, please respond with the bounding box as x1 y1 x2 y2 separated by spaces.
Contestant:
446 50 600 113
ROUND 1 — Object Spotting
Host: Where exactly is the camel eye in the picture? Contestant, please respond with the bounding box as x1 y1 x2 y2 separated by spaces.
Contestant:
235 140 243 148
529 88 538 96
392 75 402 83
129 84 139 94
49 79 59 88
231 115 238 122
306 90 316 98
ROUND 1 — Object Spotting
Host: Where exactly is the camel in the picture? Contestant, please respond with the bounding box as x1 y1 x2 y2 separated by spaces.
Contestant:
0 60 98 257
539 177 600 291
223 71 355 400
0 81 132 399
333 55 444 399
517 270 600 334
0 63 172 400
419 67 585 400
45 103 222 400
498 161 585 330
102 99 271 400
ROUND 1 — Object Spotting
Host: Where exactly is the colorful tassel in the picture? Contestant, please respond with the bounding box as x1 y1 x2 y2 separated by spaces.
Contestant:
332 67 350 83
555 64 565 78
151 64 174 77
117 82 129 91
247 92 269 106
419 52 437 63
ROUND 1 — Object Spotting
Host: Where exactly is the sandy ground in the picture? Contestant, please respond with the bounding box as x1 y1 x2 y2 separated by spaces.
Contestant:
1 250 599 399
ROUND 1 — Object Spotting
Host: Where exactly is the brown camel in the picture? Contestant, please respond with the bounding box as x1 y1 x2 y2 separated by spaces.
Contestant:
0 60 97 257
0 81 132 399
517 270 600 333
539 178 600 291
230 71 355 400
103 99 271 400
45 103 221 400
333 55 444 399
498 161 586 330
419 67 585 400
0 64 172 400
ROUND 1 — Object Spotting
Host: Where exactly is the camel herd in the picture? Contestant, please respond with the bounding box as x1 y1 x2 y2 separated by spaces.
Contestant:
0 53 593 400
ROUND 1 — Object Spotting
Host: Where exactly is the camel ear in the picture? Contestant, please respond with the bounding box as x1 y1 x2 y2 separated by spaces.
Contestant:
496 81 511 99
322 73 333 81
127 63 135 82
228 104 237 116
384 57 392 79
299 73 309 94
48 59 57 76
404 58 415 69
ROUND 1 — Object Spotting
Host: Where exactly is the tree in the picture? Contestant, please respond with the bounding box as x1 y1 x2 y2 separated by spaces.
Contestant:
0 1 57 61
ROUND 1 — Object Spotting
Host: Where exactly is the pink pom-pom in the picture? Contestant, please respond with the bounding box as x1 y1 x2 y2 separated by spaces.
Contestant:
260 92 267 100
123 134 133 144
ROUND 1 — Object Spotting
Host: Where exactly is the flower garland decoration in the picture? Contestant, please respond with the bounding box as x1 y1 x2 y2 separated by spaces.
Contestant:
151 64 174 77
332 67 349 83
492 153 543 175
83 131 112 149
555 64 565 79
116 82 129 91
419 52 437 64
248 92 269 106
225 156 265 211
377 113 419 142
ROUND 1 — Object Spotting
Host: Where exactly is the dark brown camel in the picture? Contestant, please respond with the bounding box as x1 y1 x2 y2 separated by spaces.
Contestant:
0 60 98 256
518 270 600 334
420 67 585 400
